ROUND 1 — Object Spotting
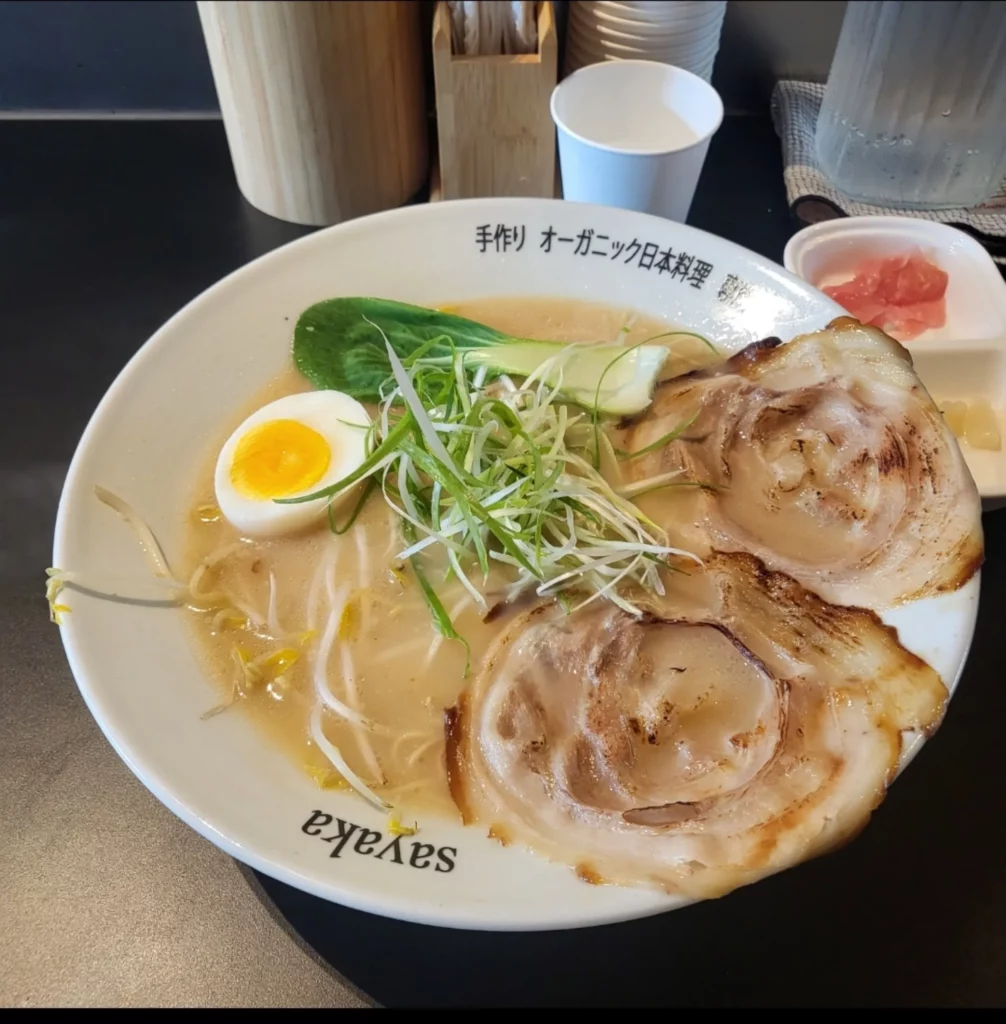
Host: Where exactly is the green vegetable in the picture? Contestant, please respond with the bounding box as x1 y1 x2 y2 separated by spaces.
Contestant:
282 333 701 623
327 477 376 534
294 297 669 416
401 522 471 676
614 411 699 459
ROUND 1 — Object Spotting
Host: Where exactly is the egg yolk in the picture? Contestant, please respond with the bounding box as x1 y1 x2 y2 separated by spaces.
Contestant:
230 419 332 500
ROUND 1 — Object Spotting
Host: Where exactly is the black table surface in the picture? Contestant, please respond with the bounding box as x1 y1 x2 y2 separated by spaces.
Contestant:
3 116 1004 1008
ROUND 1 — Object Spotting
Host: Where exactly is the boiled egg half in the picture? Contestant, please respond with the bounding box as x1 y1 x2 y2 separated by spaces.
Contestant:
214 391 370 537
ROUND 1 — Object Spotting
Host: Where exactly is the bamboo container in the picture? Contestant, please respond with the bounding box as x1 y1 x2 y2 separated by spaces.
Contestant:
197 1 428 226
432 2 558 200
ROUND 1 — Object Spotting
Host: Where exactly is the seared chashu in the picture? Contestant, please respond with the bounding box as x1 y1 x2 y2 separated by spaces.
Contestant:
619 319 983 608
447 552 947 899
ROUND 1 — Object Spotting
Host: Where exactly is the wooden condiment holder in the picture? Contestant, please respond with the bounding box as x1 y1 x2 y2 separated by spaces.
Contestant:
198 1 428 227
432 2 558 200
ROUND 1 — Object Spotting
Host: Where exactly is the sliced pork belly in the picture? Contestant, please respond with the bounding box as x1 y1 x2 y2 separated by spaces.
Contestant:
446 552 947 899
618 318 982 608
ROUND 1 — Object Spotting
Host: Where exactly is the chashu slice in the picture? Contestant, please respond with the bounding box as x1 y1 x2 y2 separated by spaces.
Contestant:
446 552 947 900
618 318 983 608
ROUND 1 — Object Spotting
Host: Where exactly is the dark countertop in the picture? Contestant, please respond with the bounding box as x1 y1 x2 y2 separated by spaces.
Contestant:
2 116 1004 1008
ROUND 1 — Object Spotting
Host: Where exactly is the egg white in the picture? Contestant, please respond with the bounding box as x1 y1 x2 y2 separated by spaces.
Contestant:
214 390 371 537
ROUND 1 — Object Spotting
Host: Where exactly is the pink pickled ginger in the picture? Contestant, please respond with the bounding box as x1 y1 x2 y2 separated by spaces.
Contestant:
823 252 948 341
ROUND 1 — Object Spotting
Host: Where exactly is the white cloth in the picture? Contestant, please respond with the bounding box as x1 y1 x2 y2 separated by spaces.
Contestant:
771 81 1006 266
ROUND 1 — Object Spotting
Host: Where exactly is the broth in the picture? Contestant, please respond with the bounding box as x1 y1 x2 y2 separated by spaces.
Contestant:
183 297 675 820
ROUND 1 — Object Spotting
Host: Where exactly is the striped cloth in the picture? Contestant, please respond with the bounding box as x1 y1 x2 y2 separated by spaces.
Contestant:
771 81 1006 266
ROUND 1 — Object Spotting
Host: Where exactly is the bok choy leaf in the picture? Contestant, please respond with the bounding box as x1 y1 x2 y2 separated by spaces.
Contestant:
294 297 669 416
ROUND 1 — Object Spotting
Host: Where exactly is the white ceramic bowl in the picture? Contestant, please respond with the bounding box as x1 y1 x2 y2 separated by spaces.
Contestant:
54 198 978 930
570 30 721 59
582 14 722 35
570 40 708 62
587 1 724 27
565 34 720 72
568 16 722 61
564 55 719 84
785 216 1006 500
581 11 725 42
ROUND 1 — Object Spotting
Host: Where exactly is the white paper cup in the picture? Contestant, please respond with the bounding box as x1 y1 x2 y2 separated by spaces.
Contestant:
551 61 723 223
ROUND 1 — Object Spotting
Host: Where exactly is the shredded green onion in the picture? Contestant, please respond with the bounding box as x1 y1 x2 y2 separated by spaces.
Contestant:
402 522 471 676
280 320 703 641
328 478 377 535
614 411 699 459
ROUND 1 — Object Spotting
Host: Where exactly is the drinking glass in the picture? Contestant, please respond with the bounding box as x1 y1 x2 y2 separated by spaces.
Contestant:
815 1 1006 209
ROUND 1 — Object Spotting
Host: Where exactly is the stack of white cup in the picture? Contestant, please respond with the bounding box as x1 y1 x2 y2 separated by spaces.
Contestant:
565 1 727 82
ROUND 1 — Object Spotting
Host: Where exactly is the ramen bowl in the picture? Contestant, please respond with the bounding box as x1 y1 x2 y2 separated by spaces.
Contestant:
53 198 979 930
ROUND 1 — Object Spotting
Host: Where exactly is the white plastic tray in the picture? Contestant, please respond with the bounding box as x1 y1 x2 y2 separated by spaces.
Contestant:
784 216 1006 501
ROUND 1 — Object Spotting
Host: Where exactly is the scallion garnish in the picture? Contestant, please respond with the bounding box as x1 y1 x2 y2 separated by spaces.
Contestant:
283 317 702 641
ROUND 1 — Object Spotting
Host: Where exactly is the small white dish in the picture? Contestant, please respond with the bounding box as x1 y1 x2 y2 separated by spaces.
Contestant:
572 13 721 46
587 2 724 28
567 38 716 63
566 24 721 63
784 216 1006 499
570 0 725 79
587 14 723 41
570 32 720 62
53 197 978 930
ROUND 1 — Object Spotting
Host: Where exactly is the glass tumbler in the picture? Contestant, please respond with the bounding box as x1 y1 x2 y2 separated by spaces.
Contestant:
815 1 1006 209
